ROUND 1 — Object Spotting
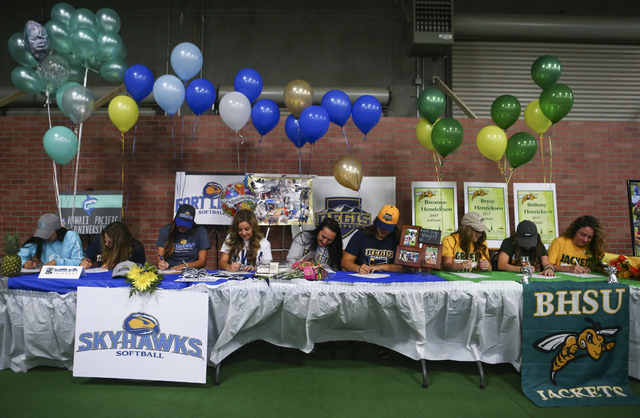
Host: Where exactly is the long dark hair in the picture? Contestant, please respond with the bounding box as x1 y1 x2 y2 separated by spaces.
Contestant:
163 220 200 259
224 209 264 265
298 217 343 270
100 222 137 270
453 225 489 261
562 215 606 258
22 227 69 261
362 223 402 243
509 233 545 269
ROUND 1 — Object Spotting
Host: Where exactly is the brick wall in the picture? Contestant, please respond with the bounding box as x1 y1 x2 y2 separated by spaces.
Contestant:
1 115 638 265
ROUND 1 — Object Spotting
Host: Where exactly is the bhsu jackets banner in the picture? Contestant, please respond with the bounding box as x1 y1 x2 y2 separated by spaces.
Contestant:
521 281 640 407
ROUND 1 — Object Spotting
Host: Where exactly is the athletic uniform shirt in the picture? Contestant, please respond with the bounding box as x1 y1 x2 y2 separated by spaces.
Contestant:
84 235 147 266
221 235 273 267
286 231 332 267
156 225 210 268
498 238 548 269
442 232 489 272
344 229 398 266
18 230 83 266
547 236 591 267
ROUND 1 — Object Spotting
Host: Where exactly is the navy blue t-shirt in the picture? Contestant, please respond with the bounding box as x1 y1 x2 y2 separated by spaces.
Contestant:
156 225 210 267
344 229 398 266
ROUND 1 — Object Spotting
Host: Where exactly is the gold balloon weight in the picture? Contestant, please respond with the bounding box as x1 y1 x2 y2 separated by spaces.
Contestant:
333 156 363 192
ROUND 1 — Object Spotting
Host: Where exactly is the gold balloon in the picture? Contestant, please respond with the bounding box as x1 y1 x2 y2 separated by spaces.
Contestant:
284 79 313 119
333 156 363 192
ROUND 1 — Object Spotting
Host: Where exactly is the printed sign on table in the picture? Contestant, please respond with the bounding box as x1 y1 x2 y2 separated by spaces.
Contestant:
521 281 640 407
60 191 122 234
464 182 509 249
513 183 558 247
411 181 458 242
73 287 209 384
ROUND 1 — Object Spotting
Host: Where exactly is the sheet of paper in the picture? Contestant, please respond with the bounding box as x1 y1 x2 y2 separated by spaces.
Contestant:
21 268 41 274
85 268 107 273
561 272 603 278
451 272 489 279
350 273 390 279
158 270 182 275
519 273 558 280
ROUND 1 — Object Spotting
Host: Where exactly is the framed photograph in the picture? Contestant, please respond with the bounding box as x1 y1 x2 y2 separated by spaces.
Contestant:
395 246 424 268
464 182 510 249
421 244 443 270
401 225 420 247
627 180 640 256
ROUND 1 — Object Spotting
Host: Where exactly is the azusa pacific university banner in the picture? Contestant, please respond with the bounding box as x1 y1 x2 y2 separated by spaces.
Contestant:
522 281 640 407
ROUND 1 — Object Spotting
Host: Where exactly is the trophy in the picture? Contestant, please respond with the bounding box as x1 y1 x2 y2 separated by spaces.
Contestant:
521 265 533 284
603 263 619 284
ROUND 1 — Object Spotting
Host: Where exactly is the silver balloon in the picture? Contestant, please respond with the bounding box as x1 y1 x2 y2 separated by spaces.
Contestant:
61 85 95 124
37 54 70 93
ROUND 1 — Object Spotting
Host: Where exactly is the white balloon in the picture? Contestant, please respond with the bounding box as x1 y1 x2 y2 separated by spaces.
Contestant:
219 91 251 132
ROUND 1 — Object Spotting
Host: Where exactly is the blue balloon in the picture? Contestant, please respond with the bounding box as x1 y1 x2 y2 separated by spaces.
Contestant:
170 42 203 82
251 99 280 136
124 64 154 102
352 95 382 135
321 89 351 127
186 78 216 116
234 68 263 104
284 115 306 148
298 105 329 144
153 74 185 116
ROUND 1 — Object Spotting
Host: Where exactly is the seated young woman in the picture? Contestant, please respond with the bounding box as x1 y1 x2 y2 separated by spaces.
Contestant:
341 205 402 273
497 220 554 276
156 204 210 271
220 209 272 272
442 211 491 272
547 215 606 274
18 213 83 268
80 222 146 270
286 217 343 271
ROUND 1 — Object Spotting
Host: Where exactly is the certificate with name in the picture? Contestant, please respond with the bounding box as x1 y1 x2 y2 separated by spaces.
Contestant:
411 182 458 242
464 182 509 249
512 183 558 247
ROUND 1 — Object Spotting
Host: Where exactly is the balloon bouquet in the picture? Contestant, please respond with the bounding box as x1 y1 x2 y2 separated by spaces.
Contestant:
8 3 129 225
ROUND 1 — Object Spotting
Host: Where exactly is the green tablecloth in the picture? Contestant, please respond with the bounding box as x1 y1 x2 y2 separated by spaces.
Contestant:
435 270 640 287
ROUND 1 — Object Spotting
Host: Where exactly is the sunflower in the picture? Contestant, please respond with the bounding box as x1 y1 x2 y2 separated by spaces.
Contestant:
125 262 164 297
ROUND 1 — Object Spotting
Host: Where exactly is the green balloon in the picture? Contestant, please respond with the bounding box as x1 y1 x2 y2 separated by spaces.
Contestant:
43 126 78 165
539 83 574 124
96 8 121 33
51 3 76 25
11 66 43 94
531 55 562 89
431 118 464 158
100 59 127 83
68 8 98 32
8 33 39 68
491 95 521 130
71 27 99 61
506 132 537 169
96 31 123 61
417 88 445 124
45 20 72 53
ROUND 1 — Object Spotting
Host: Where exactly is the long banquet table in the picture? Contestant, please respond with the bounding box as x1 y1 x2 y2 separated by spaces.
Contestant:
1 270 638 381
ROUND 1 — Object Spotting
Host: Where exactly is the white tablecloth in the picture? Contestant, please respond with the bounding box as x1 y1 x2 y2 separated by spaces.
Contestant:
1 280 639 379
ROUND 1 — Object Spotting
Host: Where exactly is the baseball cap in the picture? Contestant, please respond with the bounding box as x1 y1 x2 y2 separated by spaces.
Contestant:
112 261 138 278
374 205 400 232
34 213 62 239
460 211 489 232
175 204 195 228
516 220 538 248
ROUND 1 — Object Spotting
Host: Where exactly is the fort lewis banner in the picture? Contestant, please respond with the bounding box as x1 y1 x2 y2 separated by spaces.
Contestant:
521 281 640 407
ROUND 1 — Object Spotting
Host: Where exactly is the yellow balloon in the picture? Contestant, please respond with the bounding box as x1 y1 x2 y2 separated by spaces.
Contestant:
333 156 363 192
284 79 313 119
108 95 139 133
524 99 552 135
476 125 507 161
416 118 435 151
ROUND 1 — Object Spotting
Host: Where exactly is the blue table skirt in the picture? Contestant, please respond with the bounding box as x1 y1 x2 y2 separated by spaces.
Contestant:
8 270 188 293
326 270 446 284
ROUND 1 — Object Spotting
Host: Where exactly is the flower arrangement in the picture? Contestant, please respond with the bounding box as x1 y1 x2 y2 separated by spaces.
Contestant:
608 255 640 280
125 262 164 297
272 259 330 281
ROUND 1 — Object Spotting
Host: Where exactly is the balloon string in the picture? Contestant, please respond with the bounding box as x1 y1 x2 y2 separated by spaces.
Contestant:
121 132 125 219
539 134 546 184
307 143 314 176
432 151 440 182
253 136 263 174
70 121 84 228
132 121 137 156
52 161 62 225
342 127 353 158
46 92 52 129
496 160 505 179
548 131 553 184
507 168 514 185
236 131 241 172
171 118 176 171
298 147 302 181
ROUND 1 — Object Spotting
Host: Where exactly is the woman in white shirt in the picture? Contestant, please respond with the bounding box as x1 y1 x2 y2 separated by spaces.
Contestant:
219 209 272 272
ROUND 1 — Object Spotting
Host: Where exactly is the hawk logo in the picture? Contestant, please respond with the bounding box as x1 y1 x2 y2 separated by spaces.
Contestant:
122 313 160 336
519 193 538 204
469 190 488 200
534 317 620 385
415 190 436 200
202 182 223 199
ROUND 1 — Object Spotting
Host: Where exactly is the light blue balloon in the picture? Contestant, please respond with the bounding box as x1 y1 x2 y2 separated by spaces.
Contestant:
170 42 203 82
153 74 185 115
43 126 78 165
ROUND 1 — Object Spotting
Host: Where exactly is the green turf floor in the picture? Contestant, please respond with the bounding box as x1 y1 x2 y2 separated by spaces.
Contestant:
2 341 639 417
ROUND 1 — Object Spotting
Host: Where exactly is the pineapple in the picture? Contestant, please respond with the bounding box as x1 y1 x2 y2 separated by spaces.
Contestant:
1 232 22 277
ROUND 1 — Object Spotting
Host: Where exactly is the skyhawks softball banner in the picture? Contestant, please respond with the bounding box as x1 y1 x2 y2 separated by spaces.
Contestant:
521 281 640 407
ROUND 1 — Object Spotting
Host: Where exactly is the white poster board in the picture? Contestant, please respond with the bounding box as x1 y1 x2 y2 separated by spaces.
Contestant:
512 183 559 247
464 182 510 249
311 176 396 246
73 287 209 384
411 181 458 242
